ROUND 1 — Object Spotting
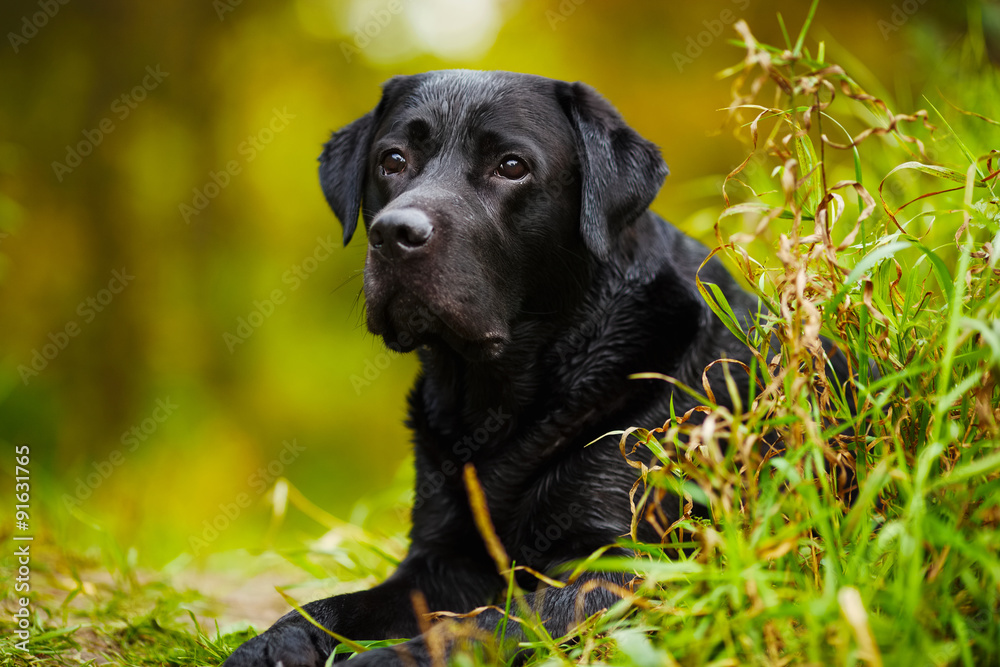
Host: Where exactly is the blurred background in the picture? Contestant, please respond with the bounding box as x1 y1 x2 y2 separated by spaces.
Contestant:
0 0 995 568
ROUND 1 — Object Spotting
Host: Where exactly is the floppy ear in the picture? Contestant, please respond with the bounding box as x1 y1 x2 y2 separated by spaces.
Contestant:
555 81 669 259
318 112 375 246
318 76 416 246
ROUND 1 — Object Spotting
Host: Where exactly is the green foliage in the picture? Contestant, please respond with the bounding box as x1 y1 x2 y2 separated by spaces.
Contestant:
567 9 1000 666
3 6 999 667
0 545 253 666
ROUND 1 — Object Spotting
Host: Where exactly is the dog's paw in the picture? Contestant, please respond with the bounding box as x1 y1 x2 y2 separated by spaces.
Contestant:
222 625 325 667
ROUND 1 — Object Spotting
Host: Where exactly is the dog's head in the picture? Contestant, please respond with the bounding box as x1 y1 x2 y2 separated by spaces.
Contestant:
319 70 667 359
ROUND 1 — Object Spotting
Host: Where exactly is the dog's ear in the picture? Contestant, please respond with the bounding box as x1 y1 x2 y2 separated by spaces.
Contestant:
318 76 414 246
555 81 669 259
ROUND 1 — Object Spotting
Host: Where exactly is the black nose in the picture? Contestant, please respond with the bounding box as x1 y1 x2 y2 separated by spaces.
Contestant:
368 209 433 258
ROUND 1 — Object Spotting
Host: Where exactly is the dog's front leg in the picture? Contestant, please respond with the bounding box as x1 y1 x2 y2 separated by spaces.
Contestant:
222 554 500 667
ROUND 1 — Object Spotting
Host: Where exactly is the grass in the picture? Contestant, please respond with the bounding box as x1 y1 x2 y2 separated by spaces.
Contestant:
3 6 999 666
0 538 251 665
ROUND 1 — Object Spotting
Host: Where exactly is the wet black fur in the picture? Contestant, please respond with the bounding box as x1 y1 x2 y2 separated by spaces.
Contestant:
224 70 766 666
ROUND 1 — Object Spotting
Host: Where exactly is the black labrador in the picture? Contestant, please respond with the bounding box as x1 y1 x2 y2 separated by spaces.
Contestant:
224 70 764 666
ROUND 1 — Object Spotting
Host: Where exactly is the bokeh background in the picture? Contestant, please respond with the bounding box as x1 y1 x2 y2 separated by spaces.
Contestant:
0 0 994 567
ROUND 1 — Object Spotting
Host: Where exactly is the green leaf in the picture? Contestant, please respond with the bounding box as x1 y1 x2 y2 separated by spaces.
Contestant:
793 0 820 56
697 278 750 347
825 240 911 314
930 450 1000 490
794 132 823 215
883 161 987 187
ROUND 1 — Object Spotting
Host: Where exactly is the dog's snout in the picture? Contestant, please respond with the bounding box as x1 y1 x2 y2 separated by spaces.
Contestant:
369 209 433 258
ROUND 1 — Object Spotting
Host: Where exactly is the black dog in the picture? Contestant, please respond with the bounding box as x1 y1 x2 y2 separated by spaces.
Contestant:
223 70 764 666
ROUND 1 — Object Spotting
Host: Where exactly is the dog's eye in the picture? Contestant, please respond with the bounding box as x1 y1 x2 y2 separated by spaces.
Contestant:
381 151 407 175
496 156 528 180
